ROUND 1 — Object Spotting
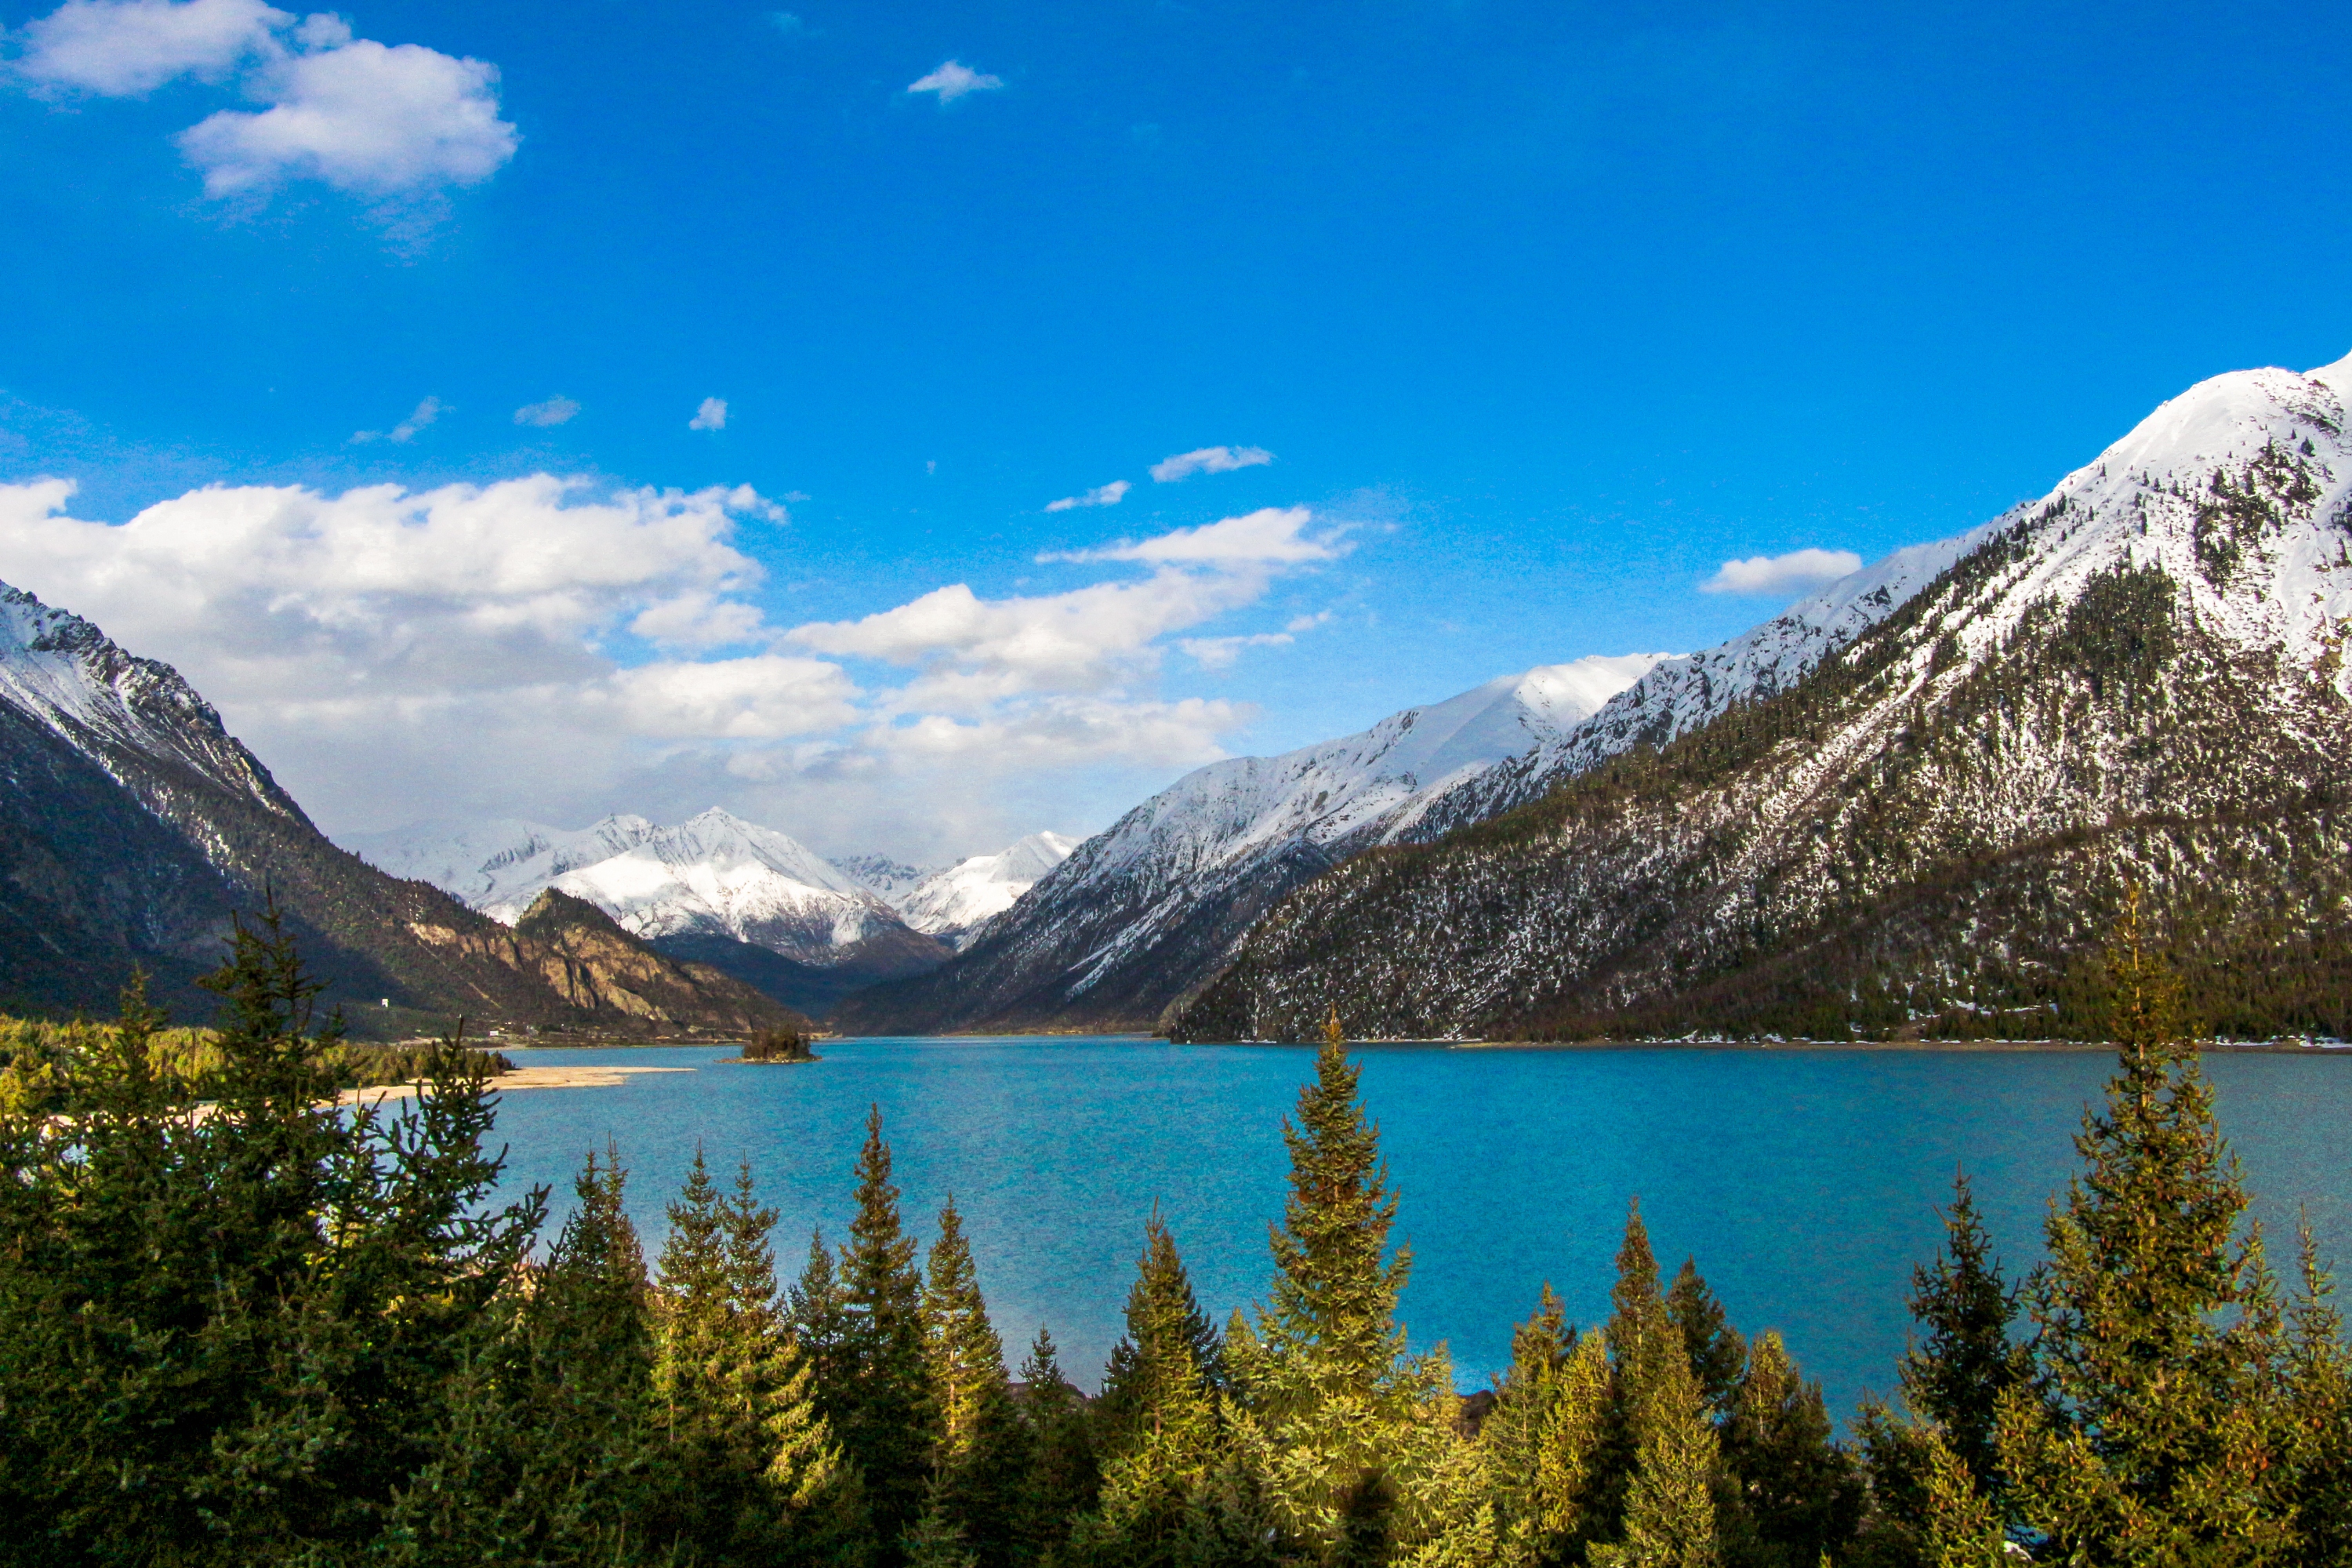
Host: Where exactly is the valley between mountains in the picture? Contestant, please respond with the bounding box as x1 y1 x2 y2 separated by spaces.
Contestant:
6 350 2350 1042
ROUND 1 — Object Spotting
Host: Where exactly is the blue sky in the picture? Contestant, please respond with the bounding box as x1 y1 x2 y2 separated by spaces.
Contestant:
3 0 2348 859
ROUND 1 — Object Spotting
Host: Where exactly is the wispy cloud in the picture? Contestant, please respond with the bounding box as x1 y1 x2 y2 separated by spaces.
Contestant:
1150 445 1272 483
689 397 728 432
1044 479 1130 513
514 394 579 427
1040 506 1344 565
1179 631 1293 670
350 395 442 445
906 60 1002 103
1700 546 1863 596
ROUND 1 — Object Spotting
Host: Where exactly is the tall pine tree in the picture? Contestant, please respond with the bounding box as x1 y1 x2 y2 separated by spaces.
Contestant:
922 1198 1029 1568
1995 898 2297 1560
1900 1173 2024 1506
834 1107 941 1563
1069 1212 1225 1567
1221 1007 1461 1557
1014 1329 1099 1561
1718 1331 1860 1567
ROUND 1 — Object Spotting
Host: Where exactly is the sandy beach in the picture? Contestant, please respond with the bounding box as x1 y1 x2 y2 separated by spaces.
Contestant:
338 1064 693 1109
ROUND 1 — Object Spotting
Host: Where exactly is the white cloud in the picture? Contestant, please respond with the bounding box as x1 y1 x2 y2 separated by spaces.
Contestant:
13 0 285 93
1150 445 1273 483
1700 546 1864 596
350 394 441 445
689 397 728 431
1044 479 1129 513
514 394 579 427
601 655 858 739
906 59 1002 102
0 477 1331 858
13 0 517 204
178 38 516 198
1040 505 1343 565
1179 632 1292 670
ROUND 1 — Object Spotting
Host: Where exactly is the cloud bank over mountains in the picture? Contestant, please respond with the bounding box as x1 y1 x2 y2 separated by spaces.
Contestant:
0 474 1346 858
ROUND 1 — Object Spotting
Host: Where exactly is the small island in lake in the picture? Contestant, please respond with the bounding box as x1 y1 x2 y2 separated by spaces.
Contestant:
722 1028 819 1065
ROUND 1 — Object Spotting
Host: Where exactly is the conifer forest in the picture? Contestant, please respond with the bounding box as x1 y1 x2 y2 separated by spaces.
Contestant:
3 910 2348 1567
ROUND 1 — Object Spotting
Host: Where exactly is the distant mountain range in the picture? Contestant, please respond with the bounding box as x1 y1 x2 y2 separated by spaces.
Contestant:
347 815 1076 1015
0 585 806 1037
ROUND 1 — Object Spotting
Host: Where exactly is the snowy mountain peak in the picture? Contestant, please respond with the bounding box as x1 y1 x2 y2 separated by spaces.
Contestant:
347 807 936 969
897 831 1080 946
0 579 303 820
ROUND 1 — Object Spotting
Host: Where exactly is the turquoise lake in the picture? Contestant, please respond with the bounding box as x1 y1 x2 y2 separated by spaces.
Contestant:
484 1037 2352 1423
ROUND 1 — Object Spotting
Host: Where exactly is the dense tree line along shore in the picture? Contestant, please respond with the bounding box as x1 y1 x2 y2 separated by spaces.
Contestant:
2 909 2347 1566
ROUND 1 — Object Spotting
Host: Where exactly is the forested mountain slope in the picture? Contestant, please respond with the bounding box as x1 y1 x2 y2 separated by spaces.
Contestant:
833 654 1662 1033
1173 352 2352 1043
0 583 799 1033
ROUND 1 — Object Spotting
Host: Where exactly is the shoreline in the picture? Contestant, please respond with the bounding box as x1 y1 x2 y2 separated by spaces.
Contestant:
338 1063 694 1108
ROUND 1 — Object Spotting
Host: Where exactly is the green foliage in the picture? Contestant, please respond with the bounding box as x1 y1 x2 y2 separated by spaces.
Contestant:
833 1106 942 1562
742 1028 818 1062
7 908 2349 1566
1898 1174 2024 1506
1667 1261 1748 1425
1994 902 2300 1561
0 912 545 1565
1719 1332 1860 1567
1221 1010 1462 1556
1070 1214 1225 1568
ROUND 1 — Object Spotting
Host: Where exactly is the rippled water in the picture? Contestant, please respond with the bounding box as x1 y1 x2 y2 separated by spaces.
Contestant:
481 1036 2352 1421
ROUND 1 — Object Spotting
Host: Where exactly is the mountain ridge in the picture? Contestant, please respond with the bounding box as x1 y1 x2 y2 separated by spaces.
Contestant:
1170 351 2352 1042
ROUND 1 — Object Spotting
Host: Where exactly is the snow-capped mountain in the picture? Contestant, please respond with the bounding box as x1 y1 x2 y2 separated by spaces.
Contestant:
1 582 801 1033
832 853 933 901
896 832 1080 948
2 583 307 824
350 808 944 972
1174 350 2352 1043
833 652 1668 1033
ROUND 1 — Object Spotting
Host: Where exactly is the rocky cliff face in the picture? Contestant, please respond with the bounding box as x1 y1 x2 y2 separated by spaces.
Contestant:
1172 353 2352 1043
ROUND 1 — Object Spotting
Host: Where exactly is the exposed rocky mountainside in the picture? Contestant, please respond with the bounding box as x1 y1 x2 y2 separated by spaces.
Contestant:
509 890 809 1034
350 808 949 1014
0 583 800 1035
833 653 1664 1033
1173 352 2352 1043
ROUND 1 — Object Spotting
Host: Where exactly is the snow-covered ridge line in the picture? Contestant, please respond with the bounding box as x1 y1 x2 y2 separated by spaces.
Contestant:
0 580 302 821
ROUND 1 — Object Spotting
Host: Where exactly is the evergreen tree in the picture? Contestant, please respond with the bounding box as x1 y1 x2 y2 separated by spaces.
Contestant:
1221 1007 1461 1558
653 1148 854 1565
1917 1425 2006 1568
1070 1214 1225 1567
1718 1331 1860 1567
1481 1286 1611 1566
836 1106 943 1563
513 1142 664 1552
923 1198 1029 1568
1994 899 2297 1560
1666 1262 1748 1425
792 1225 855 1413
1014 1328 1100 1560
1899 1174 2023 1504
2282 1225 2352 1566
1592 1200 1681 1534
1591 1339 1722 1568
0 922 543 1564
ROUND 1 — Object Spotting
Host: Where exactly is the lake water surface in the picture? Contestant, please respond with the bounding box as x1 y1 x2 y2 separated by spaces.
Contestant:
485 1037 2352 1423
